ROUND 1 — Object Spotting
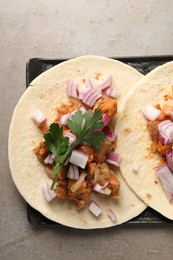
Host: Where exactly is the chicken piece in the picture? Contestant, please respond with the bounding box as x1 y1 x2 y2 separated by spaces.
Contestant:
54 100 81 123
93 96 117 117
94 140 116 162
54 180 67 199
45 166 68 180
33 138 48 163
88 162 120 198
146 120 159 141
67 179 92 209
147 120 173 156
78 144 94 164
151 141 173 156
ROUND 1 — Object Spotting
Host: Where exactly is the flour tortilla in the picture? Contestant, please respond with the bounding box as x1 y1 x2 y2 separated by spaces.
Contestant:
116 61 173 220
8 56 146 228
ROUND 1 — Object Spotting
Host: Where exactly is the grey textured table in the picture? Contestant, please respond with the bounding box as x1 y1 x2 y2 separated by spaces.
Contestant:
1 1 173 259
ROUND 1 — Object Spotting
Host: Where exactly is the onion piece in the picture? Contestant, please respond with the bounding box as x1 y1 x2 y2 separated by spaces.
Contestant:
67 164 79 180
166 149 173 172
97 75 112 90
93 181 110 195
70 171 87 193
103 87 121 99
168 110 173 121
44 153 55 165
66 79 78 98
103 187 112 195
102 126 117 142
106 151 121 167
32 109 47 129
106 159 120 167
88 200 102 217
59 113 71 125
143 105 161 121
82 88 102 107
86 78 95 89
154 163 173 201
78 84 92 100
69 150 89 169
42 180 57 202
106 151 122 163
101 113 110 127
93 182 108 192
64 132 76 146
158 119 173 144
107 208 117 222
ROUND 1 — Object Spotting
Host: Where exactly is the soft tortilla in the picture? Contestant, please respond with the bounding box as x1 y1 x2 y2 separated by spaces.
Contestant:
115 61 173 220
8 56 146 228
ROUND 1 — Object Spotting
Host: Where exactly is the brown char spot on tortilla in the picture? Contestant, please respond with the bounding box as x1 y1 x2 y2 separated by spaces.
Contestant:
146 193 152 199
95 72 102 80
123 128 131 135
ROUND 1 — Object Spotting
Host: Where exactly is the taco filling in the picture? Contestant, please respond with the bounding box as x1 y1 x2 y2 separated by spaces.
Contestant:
33 75 121 216
143 96 173 201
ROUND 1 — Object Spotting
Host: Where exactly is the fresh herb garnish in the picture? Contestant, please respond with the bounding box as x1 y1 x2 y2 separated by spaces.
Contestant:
44 109 106 189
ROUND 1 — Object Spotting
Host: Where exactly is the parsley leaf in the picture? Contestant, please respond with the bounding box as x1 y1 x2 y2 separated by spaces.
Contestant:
68 109 105 148
44 109 106 189
44 123 70 163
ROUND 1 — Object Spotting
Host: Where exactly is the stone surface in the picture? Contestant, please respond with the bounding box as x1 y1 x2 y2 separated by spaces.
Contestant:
1 0 173 259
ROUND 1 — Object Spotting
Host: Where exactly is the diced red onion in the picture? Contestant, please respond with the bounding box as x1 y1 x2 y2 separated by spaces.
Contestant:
67 164 79 180
42 180 57 202
106 159 120 167
158 120 173 144
102 126 117 142
86 78 95 89
103 87 121 99
93 183 103 193
168 110 173 121
93 182 108 192
101 113 110 127
93 181 110 195
107 208 117 222
97 75 112 90
158 120 171 132
103 187 111 195
143 105 161 121
59 113 71 125
88 200 102 217
69 149 89 169
106 151 122 163
82 88 102 107
66 79 78 98
32 109 47 129
105 151 121 168
78 84 92 100
64 132 76 146
70 171 87 193
44 153 55 165
154 163 173 201
166 149 173 172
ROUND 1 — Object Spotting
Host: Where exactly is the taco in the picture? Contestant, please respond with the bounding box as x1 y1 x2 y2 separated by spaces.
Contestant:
8 55 146 228
115 61 173 220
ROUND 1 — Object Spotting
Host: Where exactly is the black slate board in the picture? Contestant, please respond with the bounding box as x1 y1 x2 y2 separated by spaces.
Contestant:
26 56 173 226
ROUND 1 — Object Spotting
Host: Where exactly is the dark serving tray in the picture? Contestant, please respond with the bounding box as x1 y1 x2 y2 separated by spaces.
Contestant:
26 56 173 226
